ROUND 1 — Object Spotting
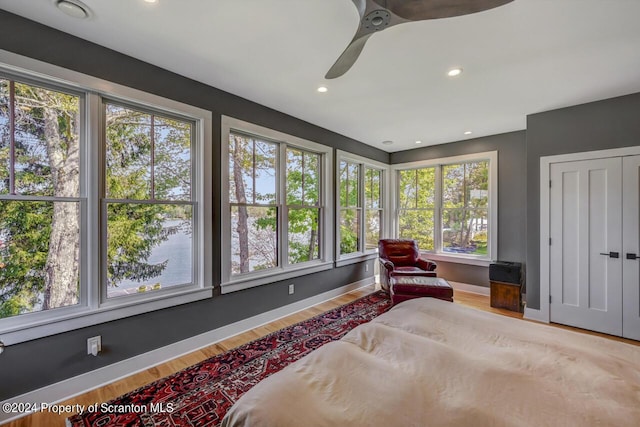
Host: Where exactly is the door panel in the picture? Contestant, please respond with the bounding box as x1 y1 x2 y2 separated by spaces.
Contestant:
559 171 580 307
588 168 608 311
549 157 623 335
622 155 640 340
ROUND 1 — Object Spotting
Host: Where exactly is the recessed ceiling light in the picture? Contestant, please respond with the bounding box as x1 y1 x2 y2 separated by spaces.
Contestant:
464 131 473 135
55 0 90 19
317 86 328 93
447 68 463 77
381 140 393 145
415 140 422 144
144 0 158 3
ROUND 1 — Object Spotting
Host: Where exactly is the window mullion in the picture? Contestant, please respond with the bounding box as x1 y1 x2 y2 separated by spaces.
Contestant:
414 169 418 209
87 93 102 309
8 80 15 195
252 139 257 204
394 169 400 237
358 163 364 253
150 114 155 199
279 144 287 268
435 165 443 253
301 152 306 204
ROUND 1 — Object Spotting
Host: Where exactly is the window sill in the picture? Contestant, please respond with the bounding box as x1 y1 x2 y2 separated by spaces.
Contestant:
221 261 334 294
335 252 378 268
421 253 492 267
0 286 214 346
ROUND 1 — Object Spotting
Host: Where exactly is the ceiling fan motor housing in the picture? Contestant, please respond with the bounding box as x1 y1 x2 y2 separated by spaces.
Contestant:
363 9 391 32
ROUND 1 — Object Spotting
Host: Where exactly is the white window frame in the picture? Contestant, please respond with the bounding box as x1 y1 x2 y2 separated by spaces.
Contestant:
0 50 213 345
221 116 334 293
391 151 497 266
336 151 390 267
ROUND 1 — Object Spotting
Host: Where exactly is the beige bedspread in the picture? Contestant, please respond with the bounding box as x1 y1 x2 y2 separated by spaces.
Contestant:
222 297 640 427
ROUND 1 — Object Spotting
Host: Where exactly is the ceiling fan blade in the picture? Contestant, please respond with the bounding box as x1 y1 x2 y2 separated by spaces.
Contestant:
325 0 514 79
325 33 373 79
372 0 514 21
325 0 407 79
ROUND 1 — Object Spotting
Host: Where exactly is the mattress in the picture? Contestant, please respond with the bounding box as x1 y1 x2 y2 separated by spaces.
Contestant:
222 297 640 426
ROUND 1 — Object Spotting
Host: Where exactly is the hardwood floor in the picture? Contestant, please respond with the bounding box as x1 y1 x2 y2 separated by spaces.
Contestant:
5 286 638 426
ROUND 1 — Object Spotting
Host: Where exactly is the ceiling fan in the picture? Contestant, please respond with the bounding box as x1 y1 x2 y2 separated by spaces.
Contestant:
325 0 514 79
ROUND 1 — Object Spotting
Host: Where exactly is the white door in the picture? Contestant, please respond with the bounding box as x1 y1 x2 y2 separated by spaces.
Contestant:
622 155 640 340
549 158 623 335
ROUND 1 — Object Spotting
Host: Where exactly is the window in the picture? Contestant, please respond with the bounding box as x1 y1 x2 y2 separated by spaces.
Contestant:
222 117 333 293
397 167 436 251
1 78 83 318
339 160 360 255
228 133 278 274
0 53 211 345
336 151 388 264
393 152 497 263
286 147 321 264
103 102 195 299
364 166 383 251
441 161 489 256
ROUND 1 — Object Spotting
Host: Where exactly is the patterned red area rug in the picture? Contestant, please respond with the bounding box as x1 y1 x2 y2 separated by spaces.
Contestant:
67 290 390 427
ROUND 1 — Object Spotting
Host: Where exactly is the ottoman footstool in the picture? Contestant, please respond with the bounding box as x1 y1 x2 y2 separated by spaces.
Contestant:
390 276 454 306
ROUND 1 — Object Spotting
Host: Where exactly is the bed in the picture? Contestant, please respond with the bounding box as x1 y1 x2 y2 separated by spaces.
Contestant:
222 297 640 426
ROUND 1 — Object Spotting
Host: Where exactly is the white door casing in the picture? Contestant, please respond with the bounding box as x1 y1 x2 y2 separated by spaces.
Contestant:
549 158 623 335
622 155 640 340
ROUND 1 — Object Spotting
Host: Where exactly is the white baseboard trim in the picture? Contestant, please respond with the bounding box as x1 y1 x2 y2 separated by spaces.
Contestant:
0 277 375 425
449 281 490 296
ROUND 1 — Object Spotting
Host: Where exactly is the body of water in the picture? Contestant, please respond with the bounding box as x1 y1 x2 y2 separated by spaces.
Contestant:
108 220 192 298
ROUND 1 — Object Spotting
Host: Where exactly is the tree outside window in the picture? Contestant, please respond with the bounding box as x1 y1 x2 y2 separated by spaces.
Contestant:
286 148 321 264
396 159 490 257
397 167 436 251
442 161 488 256
228 132 324 276
0 77 200 320
339 160 360 255
0 79 81 318
364 167 383 251
337 154 385 258
104 103 194 298
229 133 277 274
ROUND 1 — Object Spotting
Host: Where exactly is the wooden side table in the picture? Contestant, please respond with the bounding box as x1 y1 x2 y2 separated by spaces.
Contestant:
490 280 522 312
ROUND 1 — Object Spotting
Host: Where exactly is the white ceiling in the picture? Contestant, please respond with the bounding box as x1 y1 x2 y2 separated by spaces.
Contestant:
2 0 640 152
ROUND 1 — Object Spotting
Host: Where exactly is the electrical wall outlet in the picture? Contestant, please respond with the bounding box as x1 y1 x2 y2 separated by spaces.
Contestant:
87 336 101 356
288 284 295 295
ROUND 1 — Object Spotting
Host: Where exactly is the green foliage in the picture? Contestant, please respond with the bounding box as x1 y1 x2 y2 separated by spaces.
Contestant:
340 208 359 255
228 137 322 271
397 168 436 250
398 162 489 254
106 203 174 285
105 105 193 288
338 164 382 254
1 79 80 317
285 149 320 264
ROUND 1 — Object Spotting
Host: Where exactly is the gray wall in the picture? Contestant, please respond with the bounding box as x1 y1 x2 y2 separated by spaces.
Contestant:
391 131 527 287
525 92 640 309
0 11 388 400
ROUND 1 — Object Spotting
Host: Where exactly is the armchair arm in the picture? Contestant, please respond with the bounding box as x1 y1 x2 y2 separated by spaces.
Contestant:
416 257 437 272
379 258 395 272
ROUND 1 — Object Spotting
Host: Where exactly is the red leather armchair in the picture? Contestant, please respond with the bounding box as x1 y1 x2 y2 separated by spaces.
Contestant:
378 239 437 292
